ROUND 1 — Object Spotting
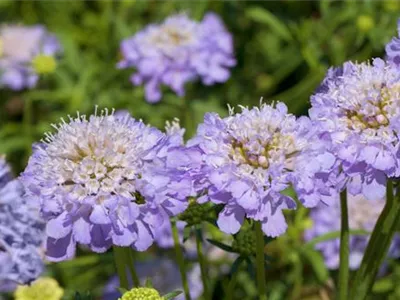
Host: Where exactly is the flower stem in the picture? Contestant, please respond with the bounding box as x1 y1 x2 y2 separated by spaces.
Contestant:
125 247 140 287
195 225 210 299
171 219 191 300
350 180 400 300
255 221 267 300
113 246 129 290
338 189 349 300
23 96 33 158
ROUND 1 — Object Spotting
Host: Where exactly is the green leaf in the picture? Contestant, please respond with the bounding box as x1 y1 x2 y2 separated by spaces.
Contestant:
300 247 329 283
183 226 192 242
230 256 245 275
145 278 153 288
117 287 128 295
302 229 369 249
246 7 292 41
373 277 394 293
163 290 183 299
206 239 235 253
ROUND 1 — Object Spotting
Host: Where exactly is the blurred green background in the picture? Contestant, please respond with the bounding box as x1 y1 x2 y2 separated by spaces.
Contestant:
2 2 400 298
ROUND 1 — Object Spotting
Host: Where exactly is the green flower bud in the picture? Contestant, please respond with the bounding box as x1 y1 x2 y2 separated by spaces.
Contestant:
356 15 375 33
32 54 57 74
232 228 256 256
384 1 400 12
179 199 214 226
119 287 164 300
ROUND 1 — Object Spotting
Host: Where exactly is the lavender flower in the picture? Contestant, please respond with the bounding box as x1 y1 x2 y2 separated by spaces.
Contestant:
21 109 190 261
386 19 400 66
310 58 400 200
305 193 400 269
117 13 235 103
0 157 44 291
187 103 337 237
0 25 61 90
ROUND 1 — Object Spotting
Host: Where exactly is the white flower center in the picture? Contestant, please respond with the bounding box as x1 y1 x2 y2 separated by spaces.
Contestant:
41 112 153 202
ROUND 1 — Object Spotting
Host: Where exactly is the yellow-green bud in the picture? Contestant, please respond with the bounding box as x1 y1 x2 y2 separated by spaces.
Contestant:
356 15 375 33
14 277 64 300
119 287 164 300
32 54 57 74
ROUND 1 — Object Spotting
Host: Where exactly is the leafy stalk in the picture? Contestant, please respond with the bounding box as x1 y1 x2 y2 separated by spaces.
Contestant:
171 219 191 300
351 180 400 299
338 189 349 300
113 246 129 290
255 221 267 300
195 226 210 299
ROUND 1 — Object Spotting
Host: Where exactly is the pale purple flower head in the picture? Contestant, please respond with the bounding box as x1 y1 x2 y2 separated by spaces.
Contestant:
385 19 400 66
0 25 61 90
305 193 400 270
117 12 235 103
20 109 191 261
310 58 400 200
0 157 45 291
187 103 338 237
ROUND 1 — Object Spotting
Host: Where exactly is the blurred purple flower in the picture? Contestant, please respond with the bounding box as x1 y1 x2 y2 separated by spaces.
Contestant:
0 157 45 291
310 58 400 200
305 193 400 269
386 19 400 66
185 102 338 237
117 13 235 103
0 25 61 90
21 109 191 261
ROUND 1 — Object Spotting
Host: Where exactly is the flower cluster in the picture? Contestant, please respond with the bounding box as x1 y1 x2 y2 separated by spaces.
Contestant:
310 58 400 199
0 25 61 90
305 193 400 269
21 109 191 261
118 13 235 102
0 157 44 291
186 103 338 237
14 277 64 300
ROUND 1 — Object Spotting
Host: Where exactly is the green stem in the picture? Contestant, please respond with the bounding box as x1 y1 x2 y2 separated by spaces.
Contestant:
113 246 129 290
226 274 236 300
195 226 210 299
126 247 140 287
171 219 191 300
350 180 400 300
338 189 349 300
255 221 267 300
23 96 33 157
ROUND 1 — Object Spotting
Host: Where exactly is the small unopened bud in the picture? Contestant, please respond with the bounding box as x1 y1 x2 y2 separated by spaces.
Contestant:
356 15 374 33
32 54 57 74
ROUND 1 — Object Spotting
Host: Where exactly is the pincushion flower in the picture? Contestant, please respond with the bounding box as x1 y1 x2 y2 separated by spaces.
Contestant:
187 103 338 237
0 157 44 291
385 19 400 66
117 12 235 102
310 58 400 199
305 193 400 269
21 109 190 261
0 25 61 90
